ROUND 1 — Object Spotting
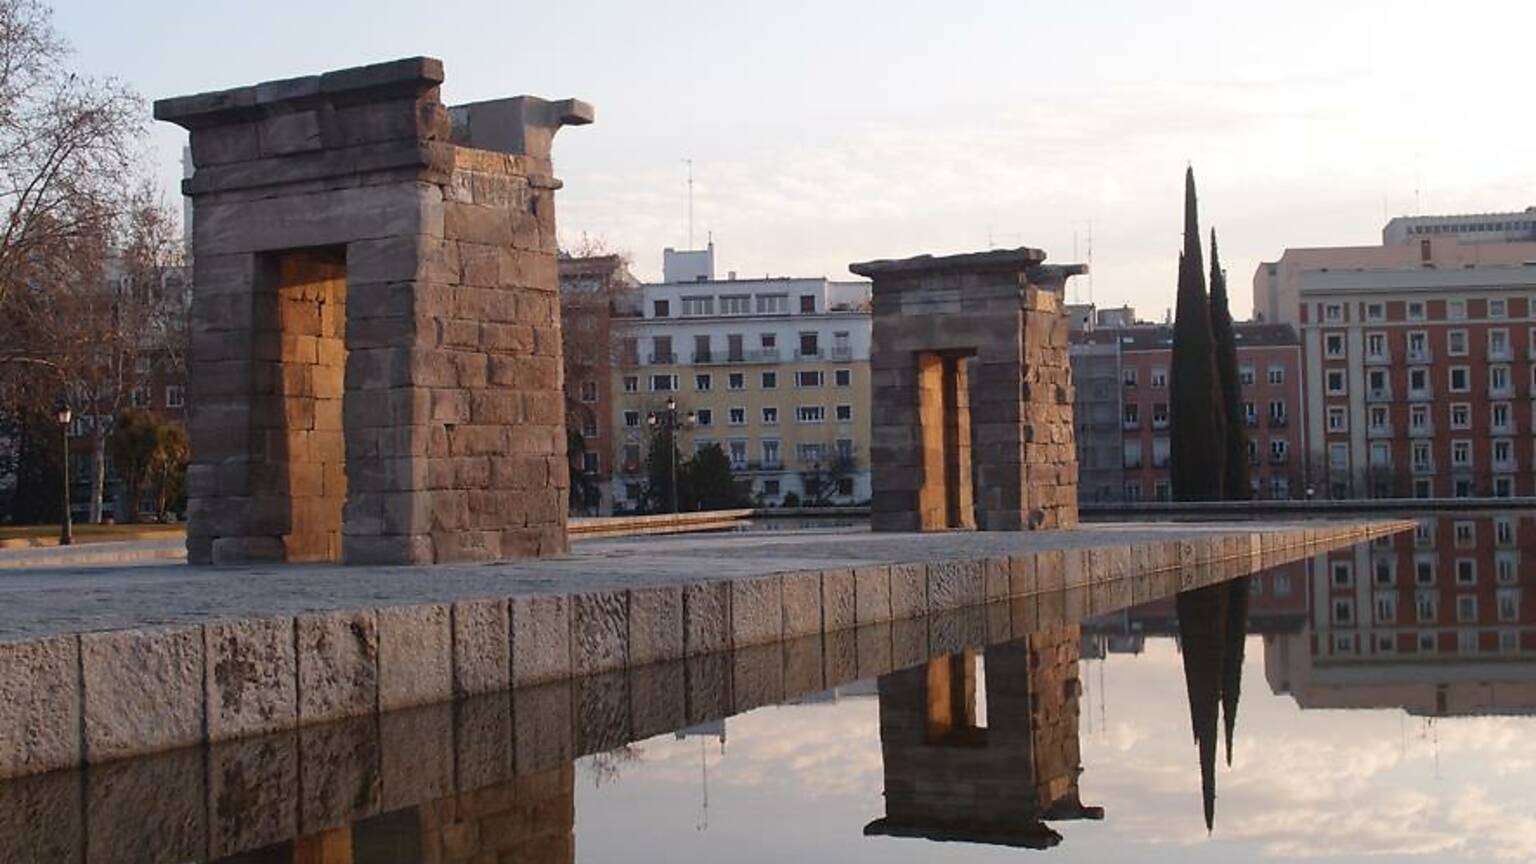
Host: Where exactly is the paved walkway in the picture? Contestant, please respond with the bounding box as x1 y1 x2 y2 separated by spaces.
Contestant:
2 520 1358 642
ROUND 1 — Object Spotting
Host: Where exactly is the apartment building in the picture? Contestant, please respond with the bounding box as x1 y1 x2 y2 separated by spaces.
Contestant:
1269 514 1536 715
1256 208 1536 497
609 248 872 510
1070 319 1304 501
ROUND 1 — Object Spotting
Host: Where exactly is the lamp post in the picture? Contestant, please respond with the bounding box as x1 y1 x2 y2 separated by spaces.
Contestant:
55 403 73 546
647 396 696 514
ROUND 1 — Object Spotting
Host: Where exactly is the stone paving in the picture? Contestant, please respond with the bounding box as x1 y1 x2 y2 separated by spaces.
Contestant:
0 518 1415 780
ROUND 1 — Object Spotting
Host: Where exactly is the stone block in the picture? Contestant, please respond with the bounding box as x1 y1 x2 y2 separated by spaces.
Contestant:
0 636 81 778
455 692 513 791
731 643 784 714
1036 549 1066 592
889 562 927 619
891 617 928 671
297 610 379 724
452 598 510 696
927 559 986 611
378 604 452 710
298 715 381 833
81 627 203 762
930 608 986 657
781 570 823 638
683 580 731 656
985 557 1011 601
986 601 1012 645
573 591 629 676
379 703 454 813
853 565 892 625
820 568 857 631
512 594 571 686
513 681 573 774
731 575 782 648
575 671 631 757
207 732 299 859
206 617 298 740
685 652 731 726
1010 552 1038 596
1010 594 1040 636
628 586 683 667
629 661 686 741
782 636 825 700
84 747 205 864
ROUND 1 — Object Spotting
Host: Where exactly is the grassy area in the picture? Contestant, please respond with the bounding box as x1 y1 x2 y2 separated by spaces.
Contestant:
0 523 185 548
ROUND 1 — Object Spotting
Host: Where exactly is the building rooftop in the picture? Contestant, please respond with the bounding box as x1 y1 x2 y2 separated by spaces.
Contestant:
1071 321 1298 350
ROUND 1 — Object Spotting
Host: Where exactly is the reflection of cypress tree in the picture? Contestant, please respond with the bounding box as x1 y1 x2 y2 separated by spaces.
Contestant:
1220 578 1251 766
1175 585 1227 833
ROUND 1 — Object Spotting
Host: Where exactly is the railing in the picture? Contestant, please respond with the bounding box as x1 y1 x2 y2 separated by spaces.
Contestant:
647 352 677 365
1152 418 1169 430
1408 421 1434 437
1364 352 1392 365
830 346 854 361
1122 419 1141 431
692 350 713 363
796 348 825 360
1408 388 1434 402
1123 459 1143 469
692 348 781 364
1488 347 1513 362
1244 416 1259 429
1367 424 1394 438
1268 414 1289 428
1269 452 1289 465
1366 388 1392 403
1407 349 1433 364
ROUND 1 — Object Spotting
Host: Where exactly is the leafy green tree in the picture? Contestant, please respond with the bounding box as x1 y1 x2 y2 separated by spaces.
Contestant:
642 427 680 514
1168 167 1227 501
1209 230 1250 500
109 409 188 522
686 444 749 510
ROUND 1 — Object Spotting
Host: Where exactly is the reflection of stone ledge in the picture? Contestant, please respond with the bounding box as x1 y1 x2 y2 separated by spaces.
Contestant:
0 519 1416 782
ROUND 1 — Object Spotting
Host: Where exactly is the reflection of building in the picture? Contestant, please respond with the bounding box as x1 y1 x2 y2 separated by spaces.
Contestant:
1269 514 1536 715
608 244 873 509
1084 561 1311 644
865 628 1102 849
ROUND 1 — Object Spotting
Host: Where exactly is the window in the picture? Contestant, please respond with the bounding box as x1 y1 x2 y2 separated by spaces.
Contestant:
1152 437 1170 468
762 479 781 496
1456 558 1477 585
1150 367 1167 388
582 452 599 473
623 410 640 428
695 409 713 427
1332 598 1355 625
1407 330 1429 360
165 385 185 409
720 294 751 315
1373 556 1395 585
1408 367 1430 395
1416 591 1439 623
1492 402 1512 432
762 406 779 425
798 332 820 358
1152 402 1169 429
1369 441 1390 468
761 371 777 389
1123 440 1142 469
1448 366 1470 393
622 447 642 474
1498 589 1520 622
1368 405 1388 432
695 373 712 391
1411 440 1432 472
1447 329 1468 356
1495 475 1514 497
756 294 788 314
799 295 816 313
761 439 781 466
1415 556 1436 586
1494 438 1514 467
1365 301 1385 321
623 375 639 393
1450 403 1470 429
1451 439 1472 467
649 374 677 392
653 299 670 317
1454 521 1475 548
796 405 825 423
1123 402 1140 428
1490 364 1511 395
1325 369 1346 395
1374 592 1397 624
1327 406 1348 432
1407 300 1426 320
681 295 714 316
1243 401 1257 427
834 368 852 387
1239 364 1257 385
1456 595 1478 623
835 404 853 421
1366 332 1387 358
727 439 748 467
1448 299 1467 320
1490 328 1511 358
835 437 855 461
1331 560 1354 587
796 370 824 388
1122 367 1138 387
728 407 746 426
1410 404 1429 432
728 373 745 390
1324 333 1345 357
796 442 825 463
761 333 777 349
1490 297 1508 318
1267 366 1285 385
1324 304 1343 322
1328 442 1348 470
581 416 598 438
1496 518 1516 547
1497 552 1518 584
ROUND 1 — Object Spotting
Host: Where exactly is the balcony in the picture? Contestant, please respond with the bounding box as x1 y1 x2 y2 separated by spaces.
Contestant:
1244 415 1259 429
1268 414 1289 429
1269 451 1290 465
1367 423 1394 439
693 348 783 365
1488 346 1513 362
1408 421 1434 438
1152 417 1169 431
1122 418 1141 431
1489 384 1515 399
1412 460 1436 475
830 346 854 361
1364 352 1392 366
647 352 677 365
692 350 713 363
1406 349 1433 364
1407 387 1434 402
1123 459 1143 469
1365 387 1392 403
796 348 825 360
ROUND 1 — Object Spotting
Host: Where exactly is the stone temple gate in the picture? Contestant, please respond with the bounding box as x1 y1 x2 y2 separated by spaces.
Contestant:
850 249 1083 533
156 58 590 566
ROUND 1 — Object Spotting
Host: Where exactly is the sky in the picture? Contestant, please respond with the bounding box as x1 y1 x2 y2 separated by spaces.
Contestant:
49 0 1536 320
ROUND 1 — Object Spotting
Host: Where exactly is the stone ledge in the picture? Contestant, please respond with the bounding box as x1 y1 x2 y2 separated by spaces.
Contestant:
0 518 1415 779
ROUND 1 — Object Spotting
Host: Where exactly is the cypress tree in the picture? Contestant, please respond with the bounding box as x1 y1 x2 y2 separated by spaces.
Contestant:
1209 230 1251 500
1169 167 1226 500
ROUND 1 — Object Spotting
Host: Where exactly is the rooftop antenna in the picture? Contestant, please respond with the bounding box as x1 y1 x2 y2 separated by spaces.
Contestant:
1086 220 1095 306
682 158 695 250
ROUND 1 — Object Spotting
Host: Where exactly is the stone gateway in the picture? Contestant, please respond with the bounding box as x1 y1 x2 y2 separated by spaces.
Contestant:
156 57 590 565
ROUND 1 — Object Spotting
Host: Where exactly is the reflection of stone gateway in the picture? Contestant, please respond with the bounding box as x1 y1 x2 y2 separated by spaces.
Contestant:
156 58 591 565
851 249 1085 532
865 627 1102 849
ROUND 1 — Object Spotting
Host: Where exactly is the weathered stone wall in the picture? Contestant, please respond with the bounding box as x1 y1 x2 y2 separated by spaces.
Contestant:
156 57 588 565
853 249 1081 533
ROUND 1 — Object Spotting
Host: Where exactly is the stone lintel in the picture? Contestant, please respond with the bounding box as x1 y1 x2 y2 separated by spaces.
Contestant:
153 56 445 129
850 247 1048 280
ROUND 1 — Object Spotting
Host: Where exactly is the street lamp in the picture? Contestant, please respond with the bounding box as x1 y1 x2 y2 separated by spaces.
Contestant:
55 403 73 546
647 396 696 514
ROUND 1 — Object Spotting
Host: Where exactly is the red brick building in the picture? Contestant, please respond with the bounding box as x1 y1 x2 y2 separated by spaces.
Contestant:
558 254 638 515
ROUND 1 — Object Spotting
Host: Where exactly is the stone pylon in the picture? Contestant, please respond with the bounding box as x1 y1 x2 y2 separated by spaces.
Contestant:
156 58 590 565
